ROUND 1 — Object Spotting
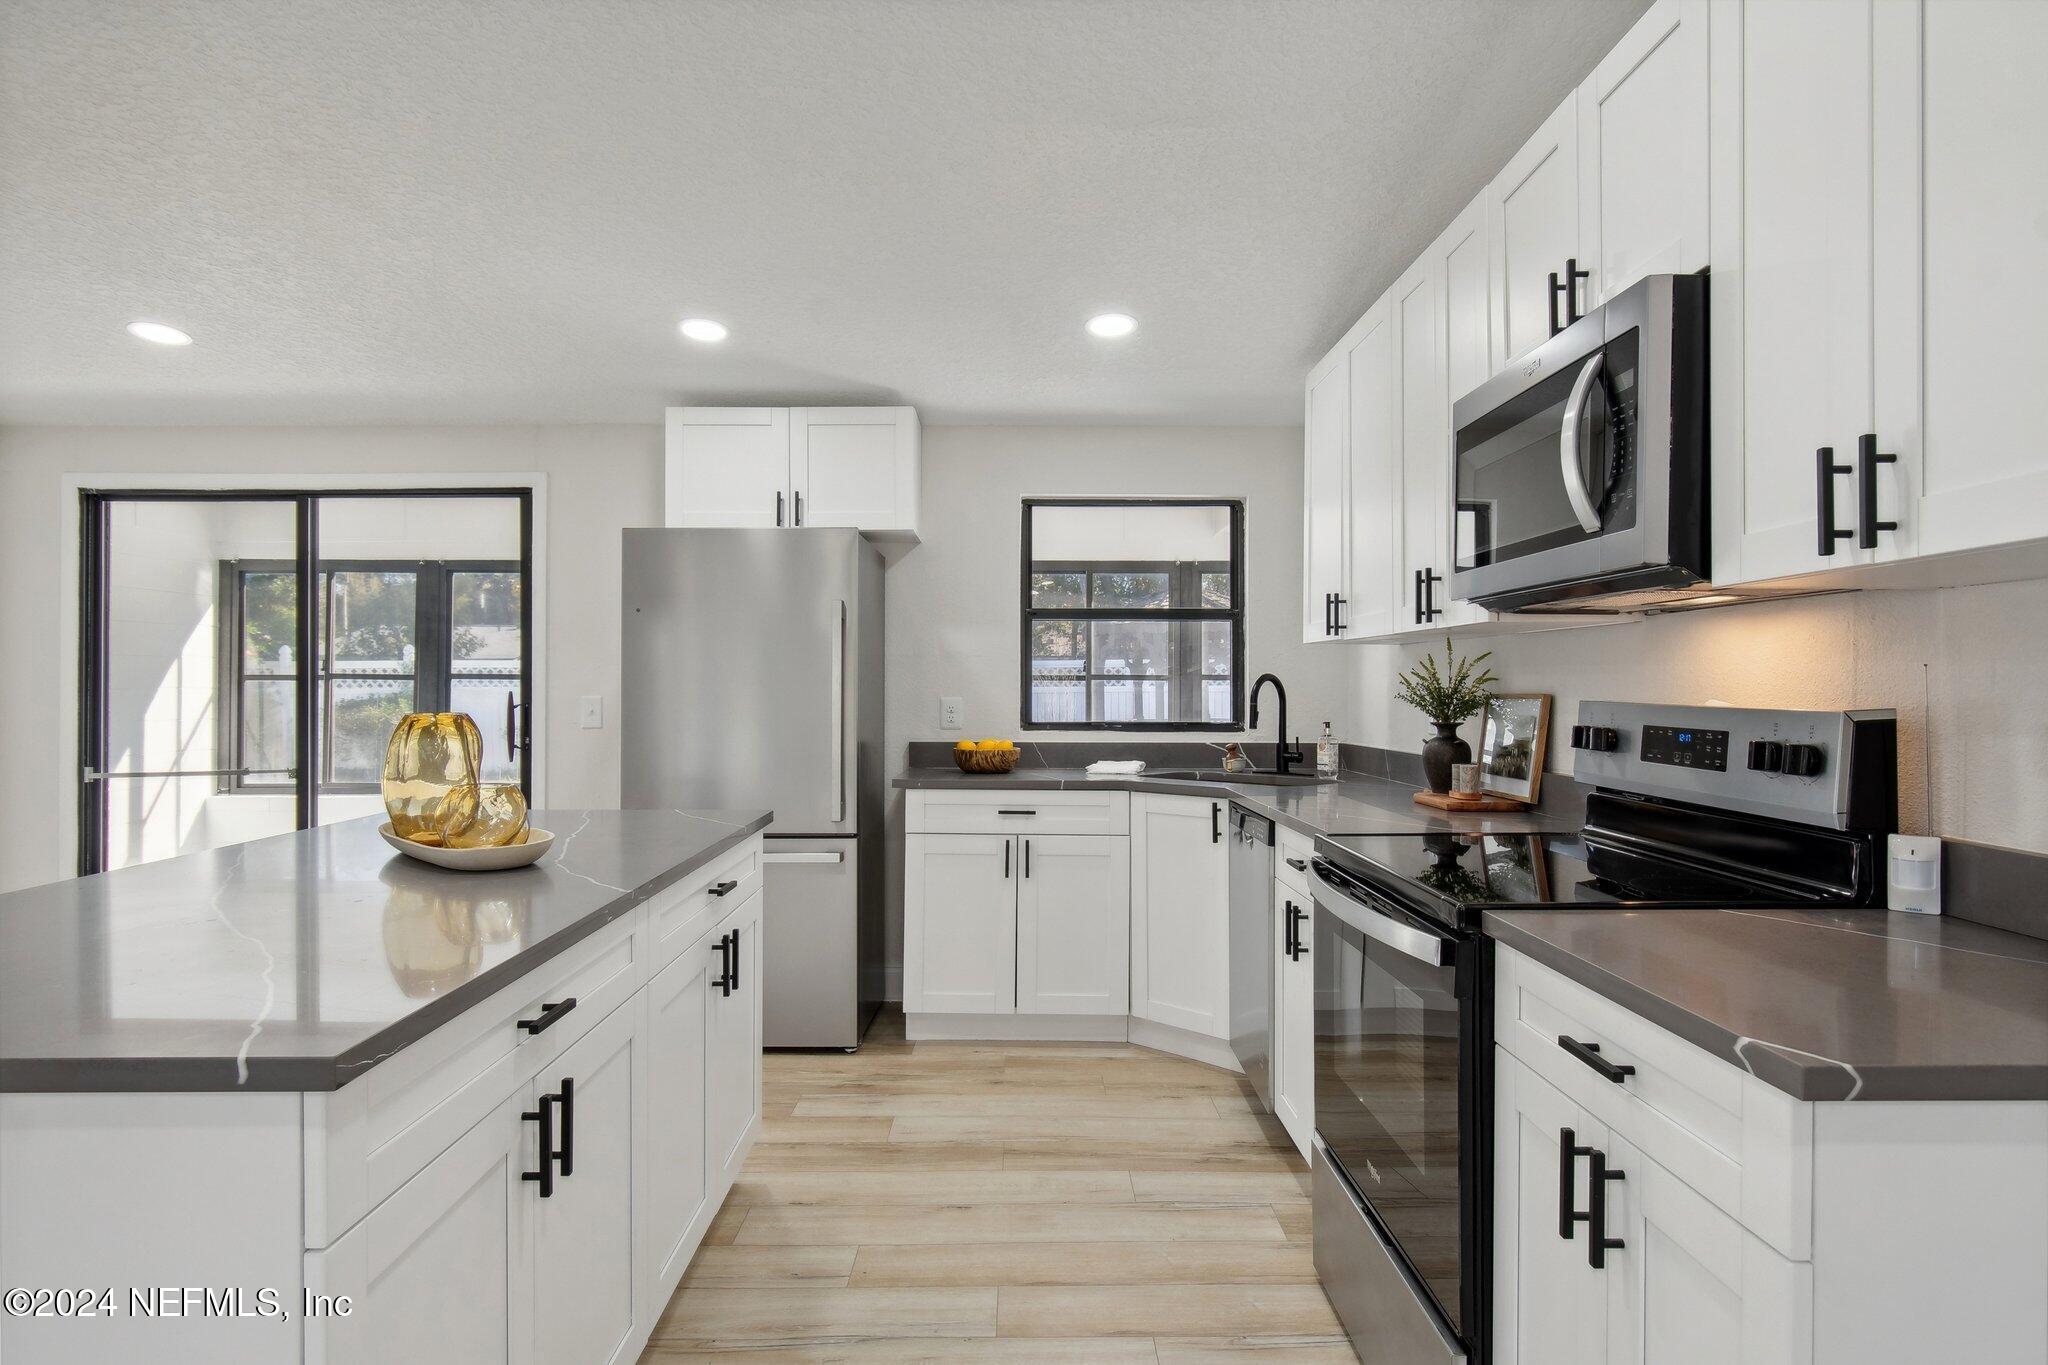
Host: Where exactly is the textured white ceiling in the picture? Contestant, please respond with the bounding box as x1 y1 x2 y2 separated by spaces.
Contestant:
0 0 1648 426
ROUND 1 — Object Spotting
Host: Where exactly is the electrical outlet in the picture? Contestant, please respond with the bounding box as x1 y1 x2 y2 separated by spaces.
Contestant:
940 696 963 730
579 695 604 730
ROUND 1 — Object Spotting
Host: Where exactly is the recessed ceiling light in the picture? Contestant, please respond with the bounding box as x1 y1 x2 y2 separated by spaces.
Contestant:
1086 313 1137 339
127 321 192 346
679 318 728 343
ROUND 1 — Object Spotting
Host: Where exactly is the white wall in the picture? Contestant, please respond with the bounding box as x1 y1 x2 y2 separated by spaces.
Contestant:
881 425 1345 984
0 423 661 892
1348 578 2048 853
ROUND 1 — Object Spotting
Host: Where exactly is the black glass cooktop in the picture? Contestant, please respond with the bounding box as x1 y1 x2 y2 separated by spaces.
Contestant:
1317 830 1834 913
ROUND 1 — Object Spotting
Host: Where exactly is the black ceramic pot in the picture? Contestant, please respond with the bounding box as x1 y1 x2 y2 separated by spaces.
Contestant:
1421 722 1471 794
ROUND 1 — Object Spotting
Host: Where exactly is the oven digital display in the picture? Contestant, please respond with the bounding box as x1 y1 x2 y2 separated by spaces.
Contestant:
1639 725 1729 771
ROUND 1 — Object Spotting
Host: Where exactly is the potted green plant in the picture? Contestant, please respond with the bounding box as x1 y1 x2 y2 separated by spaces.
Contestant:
1394 637 1498 793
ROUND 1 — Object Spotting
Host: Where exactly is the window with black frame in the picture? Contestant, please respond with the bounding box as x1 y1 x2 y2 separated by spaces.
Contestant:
223 560 525 792
1021 499 1243 730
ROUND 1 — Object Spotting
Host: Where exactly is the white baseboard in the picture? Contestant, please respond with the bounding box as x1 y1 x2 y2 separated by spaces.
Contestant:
903 1011 1244 1074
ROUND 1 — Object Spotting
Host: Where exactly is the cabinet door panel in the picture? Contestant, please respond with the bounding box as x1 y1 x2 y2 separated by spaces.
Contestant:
1015 835 1130 1015
707 885 764 1188
529 1002 639 1365
1710 0 1876 583
1396 253 1486 631
1490 95 1582 366
306 1092 525 1365
1494 1049 1608 1365
1304 357 1350 641
903 834 1016 1014
1130 796 1231 1038
1344 299 1399 639
643 941 710 1299
1579 0 1710 306
791 407 916 533
664 408 790 528
1272 882 1313 1160
1876 0 2048 560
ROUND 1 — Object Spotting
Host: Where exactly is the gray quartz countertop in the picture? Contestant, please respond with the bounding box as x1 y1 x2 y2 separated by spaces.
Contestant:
0 808 770 1094
893 767 1585 838
1485 906 2048 1101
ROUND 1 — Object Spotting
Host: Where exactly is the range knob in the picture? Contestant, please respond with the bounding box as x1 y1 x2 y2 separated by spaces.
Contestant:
1746 739 1785 773
1570 724 1620 753
1781 743 1826 777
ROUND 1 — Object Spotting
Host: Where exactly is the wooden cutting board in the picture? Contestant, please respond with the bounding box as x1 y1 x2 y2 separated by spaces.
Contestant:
1412 790 1531 812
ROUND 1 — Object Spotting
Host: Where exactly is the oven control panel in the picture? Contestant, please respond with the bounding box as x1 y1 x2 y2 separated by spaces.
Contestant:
1571 701 1896 830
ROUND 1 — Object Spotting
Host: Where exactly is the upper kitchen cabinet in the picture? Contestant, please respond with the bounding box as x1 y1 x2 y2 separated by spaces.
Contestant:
1401 211 1488 632
1488 95 1582 367
790 406 921 536
1342 295 1398 640
1576 0 1710 311
664 405 921 539
1302 348 1350 642
1870 0 2048 565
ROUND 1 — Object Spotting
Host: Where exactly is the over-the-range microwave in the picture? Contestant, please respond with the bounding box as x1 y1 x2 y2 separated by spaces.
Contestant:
1450 272 1735 614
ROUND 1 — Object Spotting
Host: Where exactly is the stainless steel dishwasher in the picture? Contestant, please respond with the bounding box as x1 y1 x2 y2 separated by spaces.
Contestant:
1226 803 1276 1111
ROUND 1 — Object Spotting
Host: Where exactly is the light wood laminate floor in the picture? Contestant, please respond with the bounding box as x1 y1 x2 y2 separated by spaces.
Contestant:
641 1008 1351 1363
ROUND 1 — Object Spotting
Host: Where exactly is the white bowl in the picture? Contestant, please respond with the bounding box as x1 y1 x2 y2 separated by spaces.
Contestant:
379 822 555 871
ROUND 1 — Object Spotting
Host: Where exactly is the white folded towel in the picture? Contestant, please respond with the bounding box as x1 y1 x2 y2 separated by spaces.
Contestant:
1085 760 1147 775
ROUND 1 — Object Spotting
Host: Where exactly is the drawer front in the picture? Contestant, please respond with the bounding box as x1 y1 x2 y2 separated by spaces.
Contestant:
1493 944 1811 1260
648 838 762 970
908 788 1131 835
305 911 645 1247
1276 826 1315 898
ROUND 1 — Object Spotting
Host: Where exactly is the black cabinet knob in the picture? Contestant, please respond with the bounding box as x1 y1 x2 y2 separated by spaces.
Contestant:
1782 743 1826 777
1746 740 1784 773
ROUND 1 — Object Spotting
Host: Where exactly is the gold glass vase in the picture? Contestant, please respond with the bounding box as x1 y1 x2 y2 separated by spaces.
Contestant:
444 783 530 849
382 713 483 845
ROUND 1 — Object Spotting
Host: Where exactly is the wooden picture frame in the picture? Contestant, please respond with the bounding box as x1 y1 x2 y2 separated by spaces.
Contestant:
1477 693 1551 805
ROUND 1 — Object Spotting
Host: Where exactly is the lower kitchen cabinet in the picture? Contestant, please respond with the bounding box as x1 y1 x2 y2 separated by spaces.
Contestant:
1130 794 1231 1039
1272 881 1314 1160
1494 1050 1609 1365
903 832 1018 1014
1016 834 1130 1014
642 930 711 1298
706 884 765 1189
530 1001 641 1365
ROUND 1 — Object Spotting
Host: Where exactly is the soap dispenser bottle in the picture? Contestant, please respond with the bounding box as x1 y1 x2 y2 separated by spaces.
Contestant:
1316 721 1339 777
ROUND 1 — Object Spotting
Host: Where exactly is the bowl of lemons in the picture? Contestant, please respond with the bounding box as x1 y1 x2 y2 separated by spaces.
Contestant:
953 737 1021 774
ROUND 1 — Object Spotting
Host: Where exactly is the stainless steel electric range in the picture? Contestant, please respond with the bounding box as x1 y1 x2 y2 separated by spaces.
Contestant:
1307 701 1898 1364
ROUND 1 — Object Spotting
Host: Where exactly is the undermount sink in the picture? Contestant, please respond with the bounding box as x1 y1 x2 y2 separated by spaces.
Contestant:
1147 768 1333 787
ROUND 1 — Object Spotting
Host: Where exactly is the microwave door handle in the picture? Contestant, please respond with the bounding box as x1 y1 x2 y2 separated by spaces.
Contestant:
1559 351 1606 534
1307 860 1451 967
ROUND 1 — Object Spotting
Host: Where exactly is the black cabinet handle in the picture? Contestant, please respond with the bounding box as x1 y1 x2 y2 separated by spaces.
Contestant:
1284 902 1307 961
776 490 785 527
794 490 804 526
714 932 734 996
730 927 742 993
997 809 1037 816
523 1093 557 1197
1588 1149 1626 1268
1422 569 1443 622
1549 270 1563 336
1023 839 1031 878
1285 856 1308 873
709 878 739 898
1003 840 1011 879
1323 591 1333 637
1282 901 1296 958
1856 433 1898 549
1331 595 1346 633
1211 802 1221 843
1559 1035 1636 1083
1565 257 1589 326
1815 447 1853 556
518 998 578 1036
556 1075 575 1177
1413 568 1425 625
1560 1125 1593 1239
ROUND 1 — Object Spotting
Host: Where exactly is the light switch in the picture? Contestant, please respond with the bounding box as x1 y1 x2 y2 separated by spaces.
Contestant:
940 696 963 730
579 695 604 730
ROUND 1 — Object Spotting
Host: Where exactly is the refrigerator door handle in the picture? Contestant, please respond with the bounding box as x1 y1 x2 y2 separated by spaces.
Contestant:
829 599 847 823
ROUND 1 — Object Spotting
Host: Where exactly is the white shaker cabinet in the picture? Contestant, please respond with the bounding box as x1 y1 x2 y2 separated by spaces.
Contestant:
1871 0 2048 563
665 405 920 538
641 933 711 1301
1576 0 1710 310
1271 880 1314 1162
903 833 1018 1015
706 885 765 1191
1342 296 1399 640
1489 93 1583 367
1493 1050 1610 1365
1303 352 1351 641
1016 834 1131 1015
1129 795 1231 1039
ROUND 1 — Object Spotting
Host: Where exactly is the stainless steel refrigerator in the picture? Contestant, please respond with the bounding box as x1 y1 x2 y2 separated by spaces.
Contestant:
622 528 885 1049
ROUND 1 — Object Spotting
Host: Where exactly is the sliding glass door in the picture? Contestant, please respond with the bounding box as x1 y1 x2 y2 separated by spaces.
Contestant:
79 489 531 874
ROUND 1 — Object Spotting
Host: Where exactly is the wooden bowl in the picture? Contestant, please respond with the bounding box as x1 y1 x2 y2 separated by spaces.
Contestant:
953 747 1021 774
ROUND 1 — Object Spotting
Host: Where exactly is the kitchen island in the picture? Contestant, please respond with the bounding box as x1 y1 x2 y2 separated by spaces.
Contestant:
0 808 769 1364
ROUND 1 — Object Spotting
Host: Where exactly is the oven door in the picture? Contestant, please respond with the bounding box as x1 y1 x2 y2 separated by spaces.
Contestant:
1310 856 1476 1354
1449 274 1697 610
